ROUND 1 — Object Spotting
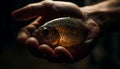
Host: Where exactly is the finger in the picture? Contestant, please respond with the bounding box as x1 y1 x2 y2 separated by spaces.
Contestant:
17 24 37 43
38 44 56 58
54 46 73 62
12 1 82 21
17 28 31 44
44 0 53 1
25 37 39 48
26 17 42 27
17 17 42 43
25 37 45 57
12 1 55 21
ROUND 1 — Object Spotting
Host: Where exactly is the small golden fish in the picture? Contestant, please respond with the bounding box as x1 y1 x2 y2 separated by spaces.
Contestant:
33 17 89 47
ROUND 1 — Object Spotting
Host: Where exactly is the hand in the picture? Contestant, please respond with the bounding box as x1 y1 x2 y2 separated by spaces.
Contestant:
12 1 100 63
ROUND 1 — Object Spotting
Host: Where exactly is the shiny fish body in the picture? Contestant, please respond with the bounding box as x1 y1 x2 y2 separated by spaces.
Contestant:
33 17 89 47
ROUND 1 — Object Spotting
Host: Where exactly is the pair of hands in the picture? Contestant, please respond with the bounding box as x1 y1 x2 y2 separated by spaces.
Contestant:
12 1 100 63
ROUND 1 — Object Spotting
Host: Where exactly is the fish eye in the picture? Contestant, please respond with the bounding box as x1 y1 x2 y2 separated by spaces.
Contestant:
42 27 50 36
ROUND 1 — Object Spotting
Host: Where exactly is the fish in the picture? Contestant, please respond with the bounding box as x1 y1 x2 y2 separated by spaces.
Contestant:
33 17 89 47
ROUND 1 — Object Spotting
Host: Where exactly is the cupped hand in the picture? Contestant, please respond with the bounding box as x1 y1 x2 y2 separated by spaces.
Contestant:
12 1 100 63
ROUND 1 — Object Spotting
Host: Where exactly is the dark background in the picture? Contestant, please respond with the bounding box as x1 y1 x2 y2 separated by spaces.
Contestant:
0 0 120 69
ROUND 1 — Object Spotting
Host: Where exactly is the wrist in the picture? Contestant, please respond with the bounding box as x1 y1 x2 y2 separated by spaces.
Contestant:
80 5 114 34
80 0 120 33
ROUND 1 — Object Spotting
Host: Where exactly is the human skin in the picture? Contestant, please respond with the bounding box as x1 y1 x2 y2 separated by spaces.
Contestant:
12 0 120 63
81 0 120 32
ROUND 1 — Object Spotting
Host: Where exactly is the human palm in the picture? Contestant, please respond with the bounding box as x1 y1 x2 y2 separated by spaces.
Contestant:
12 1 100 63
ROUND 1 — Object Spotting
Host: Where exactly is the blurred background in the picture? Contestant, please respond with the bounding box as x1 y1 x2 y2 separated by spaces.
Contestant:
0 0 120 69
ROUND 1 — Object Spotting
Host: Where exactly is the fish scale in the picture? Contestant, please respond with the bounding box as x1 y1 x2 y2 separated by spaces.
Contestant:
33 17 89 47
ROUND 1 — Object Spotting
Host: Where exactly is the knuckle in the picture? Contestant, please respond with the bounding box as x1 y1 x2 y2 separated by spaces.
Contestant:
27 3 38 9
41 1 52 5
27 3 34 7
41 1 54 8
